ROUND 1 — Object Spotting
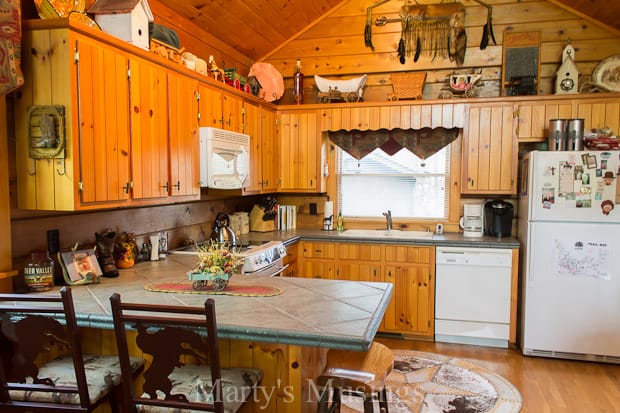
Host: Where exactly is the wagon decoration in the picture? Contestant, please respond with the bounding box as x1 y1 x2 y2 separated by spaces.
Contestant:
315 74 368 103
438 71 482 99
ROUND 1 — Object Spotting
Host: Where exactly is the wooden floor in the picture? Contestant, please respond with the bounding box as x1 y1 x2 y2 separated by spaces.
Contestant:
376 337 620 413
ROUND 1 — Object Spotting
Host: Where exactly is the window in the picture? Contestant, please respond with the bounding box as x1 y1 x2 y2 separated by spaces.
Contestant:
337 146 450 219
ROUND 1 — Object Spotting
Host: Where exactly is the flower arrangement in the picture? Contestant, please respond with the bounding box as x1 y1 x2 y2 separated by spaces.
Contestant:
189 241 244 291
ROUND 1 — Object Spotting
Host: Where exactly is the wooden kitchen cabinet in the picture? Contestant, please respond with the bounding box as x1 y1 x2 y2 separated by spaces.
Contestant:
128 55 170 200
242 104 278 195
383 245 435 337
300 241 336 279
461 103 517 195
197 83 244 133
277 111 322 192
167 71 200 198
242 102 262 194
573 99 620 135
15 28 134 210
297 241 435 337
514 100 572 142
15 24 201 210
281 242 299 277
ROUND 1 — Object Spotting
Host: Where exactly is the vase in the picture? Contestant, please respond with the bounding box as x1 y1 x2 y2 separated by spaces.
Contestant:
188 271 230 291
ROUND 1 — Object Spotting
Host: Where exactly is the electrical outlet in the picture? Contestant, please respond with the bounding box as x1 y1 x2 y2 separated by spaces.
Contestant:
47 229 60 253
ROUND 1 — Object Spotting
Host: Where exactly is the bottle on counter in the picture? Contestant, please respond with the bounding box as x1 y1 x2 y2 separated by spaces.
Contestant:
24 251 55 292
336 210 344 233
293 58 304 104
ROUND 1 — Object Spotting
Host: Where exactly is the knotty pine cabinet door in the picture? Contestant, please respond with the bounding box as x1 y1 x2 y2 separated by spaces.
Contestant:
383 245 435 337
278 112 320 191
514 101 572 142
222 91 244 133
198 83 223 128
300 241 335 279
573 99 620 135
242 105 279 195
260 107 279 192
461 103 517 195
242 102 263 194
129 56 169 200
75 35 131 206
167 71 200 199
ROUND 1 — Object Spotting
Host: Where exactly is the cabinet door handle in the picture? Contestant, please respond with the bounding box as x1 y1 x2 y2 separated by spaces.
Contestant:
162 182 169 192
173 181 180 191
123 182 132 193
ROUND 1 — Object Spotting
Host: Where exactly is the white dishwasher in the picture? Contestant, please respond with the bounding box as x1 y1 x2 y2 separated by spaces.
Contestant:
435 246 512 348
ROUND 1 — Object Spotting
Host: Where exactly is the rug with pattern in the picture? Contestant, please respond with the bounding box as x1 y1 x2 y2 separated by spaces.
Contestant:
342 350 522 413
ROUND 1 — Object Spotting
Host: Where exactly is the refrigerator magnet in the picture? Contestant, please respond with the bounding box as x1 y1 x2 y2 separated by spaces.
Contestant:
542 188 555 208
601 200 614 215
582 153 597 169
603 171 615 185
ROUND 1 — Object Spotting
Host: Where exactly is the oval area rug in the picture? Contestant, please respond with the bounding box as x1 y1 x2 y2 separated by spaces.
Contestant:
341 350 522 413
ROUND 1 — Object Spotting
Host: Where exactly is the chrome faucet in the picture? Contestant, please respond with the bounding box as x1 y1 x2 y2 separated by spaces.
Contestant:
382 210 392 231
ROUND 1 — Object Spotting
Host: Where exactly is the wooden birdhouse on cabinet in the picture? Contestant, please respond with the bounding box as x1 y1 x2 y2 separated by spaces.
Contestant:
555 43 580 94
88 0 154 51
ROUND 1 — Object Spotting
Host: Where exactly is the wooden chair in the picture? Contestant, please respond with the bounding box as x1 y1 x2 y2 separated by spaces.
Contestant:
0 286 145 412
109 293 263 413
317 342 393 413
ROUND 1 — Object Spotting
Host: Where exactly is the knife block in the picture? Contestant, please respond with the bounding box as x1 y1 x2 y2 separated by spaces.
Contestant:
249 205 275 232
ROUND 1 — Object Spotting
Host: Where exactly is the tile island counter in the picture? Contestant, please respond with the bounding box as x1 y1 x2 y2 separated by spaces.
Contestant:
55 253 393 412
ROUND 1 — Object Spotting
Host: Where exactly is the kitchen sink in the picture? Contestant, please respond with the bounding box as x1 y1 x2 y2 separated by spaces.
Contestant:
339 229 434 239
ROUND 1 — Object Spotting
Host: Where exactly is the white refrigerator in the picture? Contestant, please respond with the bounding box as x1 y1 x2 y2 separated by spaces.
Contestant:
518 150 620 363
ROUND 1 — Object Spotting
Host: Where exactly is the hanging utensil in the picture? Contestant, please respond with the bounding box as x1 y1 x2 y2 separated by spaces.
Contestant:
398 13 408 64
364 0 390 51
475 0 496 50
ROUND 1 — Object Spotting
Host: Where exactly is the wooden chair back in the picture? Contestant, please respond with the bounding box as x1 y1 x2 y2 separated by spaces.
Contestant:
109 293 226 413
0 287 96 412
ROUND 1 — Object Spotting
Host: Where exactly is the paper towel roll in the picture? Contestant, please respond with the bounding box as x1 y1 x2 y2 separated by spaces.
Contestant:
324 201 334 219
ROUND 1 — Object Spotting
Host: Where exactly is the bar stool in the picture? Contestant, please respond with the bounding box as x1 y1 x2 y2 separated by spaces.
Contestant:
317 342 393 413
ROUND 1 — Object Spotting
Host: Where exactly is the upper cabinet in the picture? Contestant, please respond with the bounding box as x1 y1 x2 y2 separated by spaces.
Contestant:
15 24 201 211
277 111 323 192
197 84 244 133
462 103 517 195
242 104 278 195
167 71 200 198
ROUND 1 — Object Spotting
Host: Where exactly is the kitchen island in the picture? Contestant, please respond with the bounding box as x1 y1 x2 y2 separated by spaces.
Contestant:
43 253 393 413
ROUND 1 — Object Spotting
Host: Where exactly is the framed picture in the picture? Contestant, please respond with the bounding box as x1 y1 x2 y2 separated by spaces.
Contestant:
59 249 102 284
581 153 597 169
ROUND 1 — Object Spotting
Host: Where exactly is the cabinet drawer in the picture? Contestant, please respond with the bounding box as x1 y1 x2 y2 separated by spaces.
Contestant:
337 243 382 261
384 245 432 264
302 242 335 259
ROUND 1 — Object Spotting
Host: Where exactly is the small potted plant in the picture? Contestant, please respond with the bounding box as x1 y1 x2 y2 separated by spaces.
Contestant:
188 241 244 291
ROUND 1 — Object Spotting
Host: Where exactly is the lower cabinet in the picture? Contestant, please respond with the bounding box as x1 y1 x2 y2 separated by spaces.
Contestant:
281 242 299 278
299 241 435 338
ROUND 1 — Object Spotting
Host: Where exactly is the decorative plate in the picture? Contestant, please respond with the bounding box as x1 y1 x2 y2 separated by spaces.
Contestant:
35 0 86 19
592 55 620 92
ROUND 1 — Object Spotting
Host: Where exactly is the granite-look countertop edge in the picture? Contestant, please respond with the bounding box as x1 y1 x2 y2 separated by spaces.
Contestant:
248 229 520 249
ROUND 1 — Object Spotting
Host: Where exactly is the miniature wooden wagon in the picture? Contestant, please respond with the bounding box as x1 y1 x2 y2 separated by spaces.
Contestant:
315 74 368 103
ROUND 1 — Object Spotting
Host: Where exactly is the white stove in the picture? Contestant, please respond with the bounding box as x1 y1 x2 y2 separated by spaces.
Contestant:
171 240 287 276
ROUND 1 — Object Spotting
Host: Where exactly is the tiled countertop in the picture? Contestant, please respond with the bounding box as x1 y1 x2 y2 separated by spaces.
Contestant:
48 254 392 351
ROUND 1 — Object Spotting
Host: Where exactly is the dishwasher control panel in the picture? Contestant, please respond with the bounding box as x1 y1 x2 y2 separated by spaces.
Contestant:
436 246 512 267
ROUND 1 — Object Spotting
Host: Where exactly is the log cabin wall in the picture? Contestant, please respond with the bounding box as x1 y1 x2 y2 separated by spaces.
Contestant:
263 0 620 104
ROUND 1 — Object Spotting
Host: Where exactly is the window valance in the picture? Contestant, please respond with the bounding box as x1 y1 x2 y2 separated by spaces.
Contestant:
328 127 460 160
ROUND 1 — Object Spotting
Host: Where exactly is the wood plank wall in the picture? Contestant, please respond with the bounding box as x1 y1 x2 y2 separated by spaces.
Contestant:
263 0 620 104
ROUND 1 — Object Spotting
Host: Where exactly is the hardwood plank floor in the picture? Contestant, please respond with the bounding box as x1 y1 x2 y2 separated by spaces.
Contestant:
376 337 620 412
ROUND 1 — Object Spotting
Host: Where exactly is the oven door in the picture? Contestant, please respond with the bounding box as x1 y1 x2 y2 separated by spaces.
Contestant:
242 258 288 277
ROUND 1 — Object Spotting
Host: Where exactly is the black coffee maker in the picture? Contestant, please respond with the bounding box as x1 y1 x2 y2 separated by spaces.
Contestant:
484 200 514 238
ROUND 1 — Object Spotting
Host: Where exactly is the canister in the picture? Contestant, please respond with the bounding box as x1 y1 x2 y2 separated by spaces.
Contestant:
548 119 567 151
566 118 584 151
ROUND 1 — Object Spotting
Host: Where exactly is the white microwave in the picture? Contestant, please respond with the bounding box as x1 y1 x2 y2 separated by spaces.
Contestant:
199 127 250 189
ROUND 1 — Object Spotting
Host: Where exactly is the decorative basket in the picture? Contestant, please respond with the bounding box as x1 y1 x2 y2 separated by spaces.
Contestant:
188 271 231 291
391 72 427 101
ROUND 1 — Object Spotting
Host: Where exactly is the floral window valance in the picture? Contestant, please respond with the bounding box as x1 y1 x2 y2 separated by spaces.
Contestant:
328 127 460 160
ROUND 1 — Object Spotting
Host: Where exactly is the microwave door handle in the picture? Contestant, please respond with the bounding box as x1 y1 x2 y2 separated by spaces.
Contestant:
238 145 249 185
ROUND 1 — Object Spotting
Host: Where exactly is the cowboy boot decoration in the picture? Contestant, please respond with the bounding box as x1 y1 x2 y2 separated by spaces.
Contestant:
95 229 119 278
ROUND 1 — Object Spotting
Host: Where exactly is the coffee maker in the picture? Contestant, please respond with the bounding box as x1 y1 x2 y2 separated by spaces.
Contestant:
484 199 514 238
459 203 484 237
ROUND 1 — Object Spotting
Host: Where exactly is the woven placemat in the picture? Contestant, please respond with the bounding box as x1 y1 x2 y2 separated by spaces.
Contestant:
145 282 283 297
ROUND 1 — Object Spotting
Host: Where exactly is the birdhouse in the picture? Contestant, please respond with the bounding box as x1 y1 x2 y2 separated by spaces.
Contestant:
88 0 154 51
555 43 580 94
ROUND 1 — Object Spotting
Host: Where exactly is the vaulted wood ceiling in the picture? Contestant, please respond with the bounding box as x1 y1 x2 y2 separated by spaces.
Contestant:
168 0 619 62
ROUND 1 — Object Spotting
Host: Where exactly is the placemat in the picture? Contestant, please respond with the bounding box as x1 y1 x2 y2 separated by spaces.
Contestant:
145 282 283 297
